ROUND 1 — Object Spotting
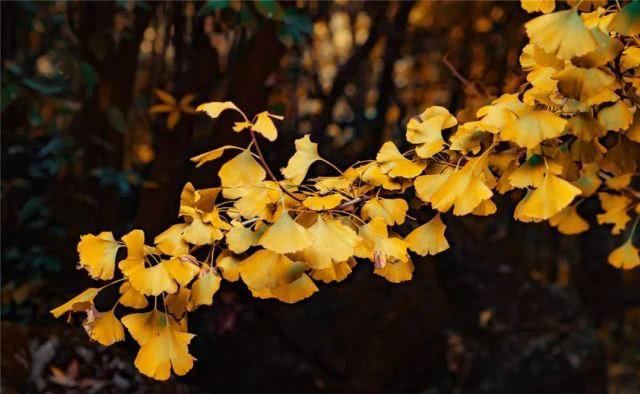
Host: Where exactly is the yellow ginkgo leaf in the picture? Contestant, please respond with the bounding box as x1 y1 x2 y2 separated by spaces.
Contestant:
572 29 623 68
300 216 361 269
88 310 125 346
119 281 148 309
134 324 195 381
190 145 240 168
50 288 100 318
549 205 589 235
302 193 345 210
239 249 306 290
606 174 633 190
164 257 200 287
621 47 640 72
608 240 640 270
196 101 240 119
311 259 356 283
518 173 581 220
129 261 178 296
281 135 321 184
225 225 257 254
417 157 493 216
376 142 426 178
219 150 266 199
313 176 352 193
361 198 409 225
405 214 449 256
501 110 566 149
360 163 403 190
77 232 119 280
181 216 224 246
597 101 635 132
472 199 498 216
554 66 619 106
406 106 457 159
233 181 281 220
122 309 167 345
525 9 597 60
166 287 191 319
509 159 546 189
521 0 555 14
253 273 318 303
188 272 221 310
154 224 189 256
567 113 606 141
477 94 528 133
354 217 409 264
257 212 312 254
597 193 631 235
251 111 282 141
118 230 146 277
608 1 640 35
374 258 415 283
179 183 220 219
216 251 242 282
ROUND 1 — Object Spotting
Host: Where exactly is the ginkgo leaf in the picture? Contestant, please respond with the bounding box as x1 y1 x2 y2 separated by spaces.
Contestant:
518 173 581 220
521 0 555 14
374 258 414 283
219 150 266 199
608 0 640 35
257 212 312 254
300 216 361 269
166 287 191 319
597 193 631 234
121 309 167 345
77 232 119 280
597 101 634 132
134 324 195 381
181 216 224 246
361 198 409 225
608 240 640 270
416 157 493 216
360 163 403 190
405 214 449 256
567 113 606 141
281 135 321 184
406 106 457 159
621 47 640 72
196 101 240 118
501 110 566 149
239 249 306 290
376 142 426 178
87 310 125 346
606 174 633 190
311 259 356 283
190 145 240 168
477 94 528 133
525 9 597 59
164 257 200 287
354 217 409 264
129 261 178 296
226 225 257 254
119 230 146 277
472 199 498 216
179 183 220 218
119 281 148 309
50 288 100 318
549 205 589 235
554 66 619 106
302 193 345 210
251 111 282 141
154 224 189 256
216 251 242 282
267 274 318 303
572 29 623 68
188 272 221 310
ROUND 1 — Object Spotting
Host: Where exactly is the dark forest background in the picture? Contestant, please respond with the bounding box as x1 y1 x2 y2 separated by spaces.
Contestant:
1 1 639 393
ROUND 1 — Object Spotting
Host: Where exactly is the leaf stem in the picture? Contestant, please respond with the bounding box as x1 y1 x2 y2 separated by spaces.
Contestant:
248 128 302 202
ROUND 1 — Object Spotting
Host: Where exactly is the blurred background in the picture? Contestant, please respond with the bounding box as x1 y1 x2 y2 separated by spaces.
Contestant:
1 1 639 393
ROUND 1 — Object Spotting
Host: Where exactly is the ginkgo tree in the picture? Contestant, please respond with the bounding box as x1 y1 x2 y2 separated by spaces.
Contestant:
52 1 640 381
